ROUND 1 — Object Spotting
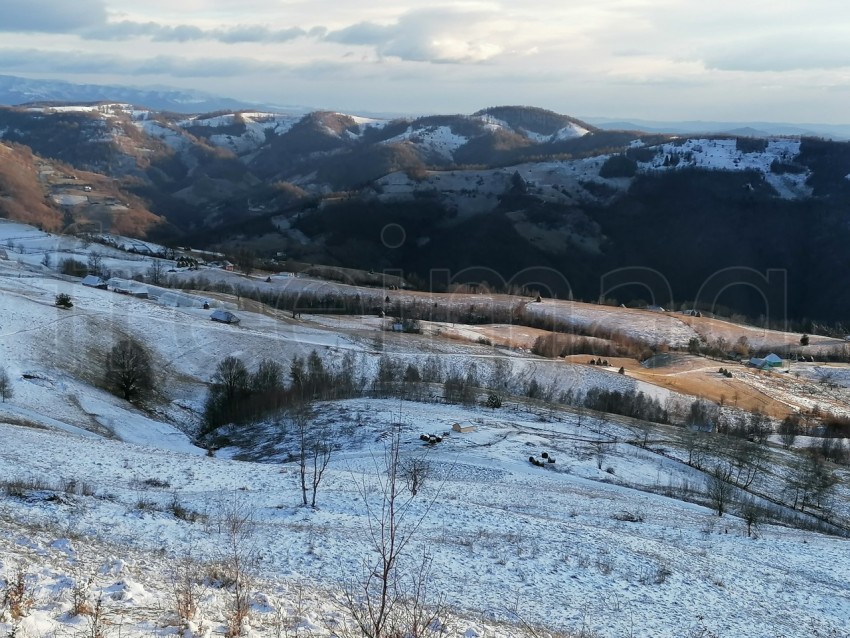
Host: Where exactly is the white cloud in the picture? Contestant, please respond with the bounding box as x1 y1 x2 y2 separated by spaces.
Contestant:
2 1 850 123
325 7 513 63
703 32 850 72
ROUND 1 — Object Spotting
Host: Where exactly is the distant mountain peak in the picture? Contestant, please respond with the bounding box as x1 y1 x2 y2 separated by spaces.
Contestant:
473 106 597 136
0 74 309 115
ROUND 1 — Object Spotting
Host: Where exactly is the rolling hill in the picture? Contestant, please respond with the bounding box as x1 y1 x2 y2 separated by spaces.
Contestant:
2 101 850 322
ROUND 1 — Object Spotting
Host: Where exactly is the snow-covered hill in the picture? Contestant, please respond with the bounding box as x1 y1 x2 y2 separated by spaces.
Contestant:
3 219 850 637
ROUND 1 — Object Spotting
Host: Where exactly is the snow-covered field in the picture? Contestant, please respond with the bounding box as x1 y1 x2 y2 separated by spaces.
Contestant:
1 398 849 638
524 300 699 348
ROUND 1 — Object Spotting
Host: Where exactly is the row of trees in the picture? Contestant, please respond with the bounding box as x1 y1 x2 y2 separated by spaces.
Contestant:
200 347 817 441
702 438 839 520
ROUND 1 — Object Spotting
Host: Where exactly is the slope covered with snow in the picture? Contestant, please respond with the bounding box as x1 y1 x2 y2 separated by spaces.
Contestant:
0 397 849 638
638 138 812 198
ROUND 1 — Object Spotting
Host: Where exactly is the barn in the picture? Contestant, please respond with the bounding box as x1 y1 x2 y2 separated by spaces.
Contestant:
81 275 107 289
748 353 783 369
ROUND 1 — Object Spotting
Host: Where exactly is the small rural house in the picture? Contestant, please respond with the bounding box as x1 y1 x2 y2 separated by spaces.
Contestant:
81 275 107 289
107 278 149 298
748 353 783 369
210 309 240 324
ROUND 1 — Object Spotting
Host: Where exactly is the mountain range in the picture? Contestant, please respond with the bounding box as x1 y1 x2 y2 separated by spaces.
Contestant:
1 81 850 324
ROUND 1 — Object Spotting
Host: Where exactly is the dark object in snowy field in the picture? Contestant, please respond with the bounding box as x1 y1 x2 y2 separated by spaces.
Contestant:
548 457 556 464
541 452 549 459
210 309 240 324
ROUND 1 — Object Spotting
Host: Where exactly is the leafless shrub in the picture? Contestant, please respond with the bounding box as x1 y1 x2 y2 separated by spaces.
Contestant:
2 475 52 498
84 595 108 638
169 555 204 628
203 562 237 589
62 478 96 497
138 477 170 489
595 550 614 576
133 496 158 513
2 563 33 620
168 494 207 523
638 561 673 585
401 456 431 497
69 566 95 617
215 496 259 637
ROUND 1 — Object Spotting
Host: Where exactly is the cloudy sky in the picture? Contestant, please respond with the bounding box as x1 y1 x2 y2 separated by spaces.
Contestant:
2 0 849 122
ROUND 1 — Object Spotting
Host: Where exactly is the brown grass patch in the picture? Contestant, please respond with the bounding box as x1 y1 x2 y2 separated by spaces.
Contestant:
564 354 793 419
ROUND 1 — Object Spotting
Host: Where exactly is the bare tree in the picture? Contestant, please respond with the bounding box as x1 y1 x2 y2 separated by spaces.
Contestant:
706 462 734 517
727 437 767 488
252 358 283 394
778 414 799 449
787 450 837 511
294 408 334 508
202 356 253 434
0 367 13 402
87 251 103 276
683 427 712 469
342 426 444 638
212 356 250 402
487 356 512 392
594 439 608 470
147 259 166 286
105 338 154 402
739 498 761 538
236 248 256 275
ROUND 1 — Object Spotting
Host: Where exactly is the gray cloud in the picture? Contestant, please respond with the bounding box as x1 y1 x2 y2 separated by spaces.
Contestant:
80 20 307 43
214 25 306 44
0 0 108 32
325 7 503 63
327 22 393 47
0 48 285 77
